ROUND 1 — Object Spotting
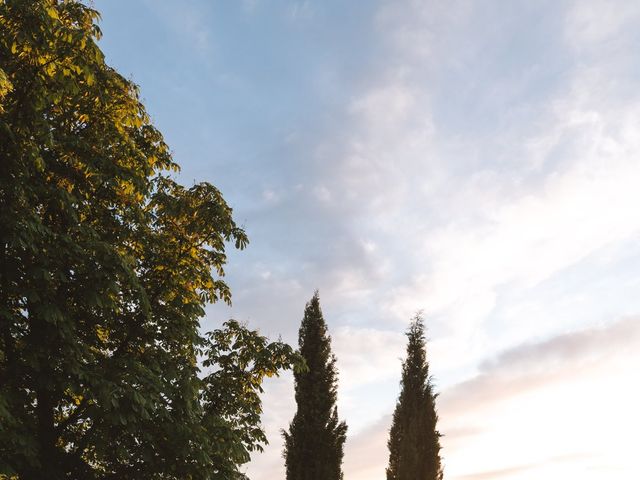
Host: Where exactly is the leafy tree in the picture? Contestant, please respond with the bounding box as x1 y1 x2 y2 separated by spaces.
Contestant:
283 292 347 480
386 315 443 480
0 1 300 478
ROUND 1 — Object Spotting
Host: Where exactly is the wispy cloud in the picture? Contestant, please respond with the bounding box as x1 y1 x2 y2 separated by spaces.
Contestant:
340 316 640 479
441 316 640 416
97 0 640 478
236 0 640 474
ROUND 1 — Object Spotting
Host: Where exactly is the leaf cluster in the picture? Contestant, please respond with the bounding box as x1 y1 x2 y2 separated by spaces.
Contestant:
0 1 293 479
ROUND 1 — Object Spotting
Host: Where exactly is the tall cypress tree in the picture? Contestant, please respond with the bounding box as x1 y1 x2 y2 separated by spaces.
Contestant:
387 314 443 480
283 292 347 480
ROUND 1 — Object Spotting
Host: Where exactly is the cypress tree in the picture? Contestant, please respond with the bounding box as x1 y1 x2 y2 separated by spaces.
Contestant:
387 314 443 480
283 292 347 480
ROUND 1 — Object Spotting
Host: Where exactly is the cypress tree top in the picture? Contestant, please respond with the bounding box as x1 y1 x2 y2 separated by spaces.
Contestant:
387 314 443 480
283 292 347 480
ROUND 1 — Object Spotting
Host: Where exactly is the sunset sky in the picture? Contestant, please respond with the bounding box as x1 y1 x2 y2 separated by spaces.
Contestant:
95 1 640 478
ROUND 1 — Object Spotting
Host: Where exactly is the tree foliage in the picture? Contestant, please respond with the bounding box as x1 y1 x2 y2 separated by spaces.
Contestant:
0 1 300 478
386 315 443 480
283 292 347 480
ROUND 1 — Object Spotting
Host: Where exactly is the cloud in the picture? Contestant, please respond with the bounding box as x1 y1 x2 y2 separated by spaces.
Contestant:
338 316 640 480
126 0 640 478
564 0 640 49
343 415 393 480
375 0 473 61
453 463 541 480
441 316 640 417
379 11 640 348
388 121 640 325
440 316 640 479
451 454 594 480
243 374 295 479
333 326 406 389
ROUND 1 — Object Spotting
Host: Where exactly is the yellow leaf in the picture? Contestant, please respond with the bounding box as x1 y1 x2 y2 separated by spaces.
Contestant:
96 326 109 343
46 6 59 20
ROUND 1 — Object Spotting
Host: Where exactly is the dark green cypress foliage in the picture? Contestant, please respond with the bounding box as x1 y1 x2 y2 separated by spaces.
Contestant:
387 314 443 480
283 292 347 480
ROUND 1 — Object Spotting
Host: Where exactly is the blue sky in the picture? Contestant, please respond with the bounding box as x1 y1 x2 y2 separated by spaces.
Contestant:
95 1 640 479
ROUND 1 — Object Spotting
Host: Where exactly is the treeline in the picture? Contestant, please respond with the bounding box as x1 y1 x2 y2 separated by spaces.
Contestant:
283 293 443 480
0 2 441 479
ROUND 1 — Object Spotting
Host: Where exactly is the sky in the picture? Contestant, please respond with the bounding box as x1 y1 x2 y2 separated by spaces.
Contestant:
94 1 640 479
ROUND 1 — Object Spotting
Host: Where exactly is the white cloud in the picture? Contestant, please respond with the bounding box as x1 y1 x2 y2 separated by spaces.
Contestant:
261 188 281 204
441 317 640 416
381 39 640 352
361 239 377 253
140 0 640 478
330 81 438 217
243 374 295 479
312 184 332 203
336 317 640 480
343 415 393 480
333 326 405 390
375 0 472 61
564 0 640 49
